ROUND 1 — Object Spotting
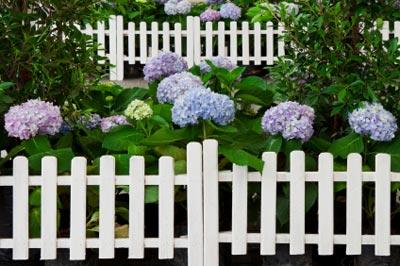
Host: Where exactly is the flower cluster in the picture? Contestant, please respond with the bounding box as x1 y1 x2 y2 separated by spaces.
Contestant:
124 100 153 120
172 88 235 127
199 56 236 73
143 52 188 82
261 101 315 143
77 113 102 129
100 115 129 133
200 8 221 22
4 99 63 140
157 72 203 104
220 3 241 20
349 102 397 142
164 0 192 15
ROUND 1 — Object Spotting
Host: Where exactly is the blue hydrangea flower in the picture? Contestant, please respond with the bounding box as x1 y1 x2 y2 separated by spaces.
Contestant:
349 102 397 141
77 113 102 129
220 3 241 20
172 88 235 127
165 0 192 15
59 121 71 135
200 8 221 22
143 51 188 82
205 0 225 5
157 72 204 104
261 101 315 143
199 56 236 73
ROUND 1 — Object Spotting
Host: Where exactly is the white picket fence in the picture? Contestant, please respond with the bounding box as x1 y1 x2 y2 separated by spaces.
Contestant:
79 16 400 81
1 139 400 264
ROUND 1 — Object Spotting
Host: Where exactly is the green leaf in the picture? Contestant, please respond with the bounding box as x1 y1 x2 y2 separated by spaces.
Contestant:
145 186 158 203
236 76 267 91
29 207 41 237
116 207 129 222
102 126 144 151
55 133 73 149
142 127 196 145
276 195 289 226
308 137 331 152
174 160 186 174
154 145 186 160
28 148 74 173
328 133 364 159
0 82 14 91
29 188 41 207
265 135 283 153
373 139 400 172
219 145 264 171
305 183 318 212
115 87 148 111
22 136 52 156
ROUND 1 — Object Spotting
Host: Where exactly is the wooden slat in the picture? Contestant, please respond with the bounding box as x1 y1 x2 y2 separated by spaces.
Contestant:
174 23 182 56
232 164 248 255
203 140 219 266
242 22 250 64
99 156 116 258
254 22 261 65
109 16 117 80
289 151 305 255
218 21 226 56
140 22 147 64
158 157 175 259
70 157 87 260
277 23 285 57
205 22 213 58
375 154 391 255
128 22 136 64
97 21 106 64
116 15 124 80
162 22 170 52
151 22 159 57
41 157 58 259
193 16 201 65
260 152 277 255
186 16 194 67
12 157 29 260
230 21 238 64
266 22 274 65
318 153 334 255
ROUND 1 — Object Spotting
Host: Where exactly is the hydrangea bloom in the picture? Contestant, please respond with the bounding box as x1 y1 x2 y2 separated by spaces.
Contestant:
100 115 129 133
165 0 191 15
261 101 315 142
348 102 397 141
59 121 71 135
4 99 63 140
205 0 225 5
143 51 188 82
200 8 221 22
220 3 241 20
157 72 203 104
124 100 153 120
199 56 236 73
77 113 102 129
172 88 235 127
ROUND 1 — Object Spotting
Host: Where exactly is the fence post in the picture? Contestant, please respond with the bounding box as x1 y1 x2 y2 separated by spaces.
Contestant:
109 16 117 80
116 15 124 80
186 16 195 68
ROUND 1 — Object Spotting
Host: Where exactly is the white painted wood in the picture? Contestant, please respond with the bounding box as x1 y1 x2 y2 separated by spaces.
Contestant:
346 153 362 255
289 151 305 255
277 23 285 57
129 156 145 258
254 22 262 65
116 15 124 80
260 152 277 255
12 157 29 260
232 164 248 255
205 22 213 59
193 16 201 65
128 22 136 64
140 22 147 64
187 142 203 266
163 22 170 52
151 22 159 57
97 21 106 64
174 23 182 56
70 157 87 260
318 153 334 255
186 17 195 67
203 140 219 266
158 157 175 259
230 22 238 64
381 21 390 41
109 16 117 80
242 22 250 64
218 21 226 57
99 156 116 259
266 22 274 65
84 24 93 38
41 157 58 260
375 154 391 256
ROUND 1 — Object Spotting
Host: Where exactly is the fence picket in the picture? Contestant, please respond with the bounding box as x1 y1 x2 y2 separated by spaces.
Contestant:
140 22 147 64
254 23 262 65
12 157 29 260
129 156 145 258
218 21 226 57
205 22 213 59
395 21 400 41
109 16 117 80
318 153 334 255
203 140 219 266
174 23 182 56
70 157 87 260
151 22 159 58
99 156 116 259
277 23 285 57
242 22 250 64
163 22 170 52
187 143 204 266
116 15 124 81
186 16 195 67
346 154 362 255
232 164 248 255
41 157 58 259
381 21 390 41
194 17 201 65
289 151 305 255
159 157 175 259
128 22 136 64
97 21 106 64
230 22 238 64
260 152 277 255
375 154 391 255
266 22 274 65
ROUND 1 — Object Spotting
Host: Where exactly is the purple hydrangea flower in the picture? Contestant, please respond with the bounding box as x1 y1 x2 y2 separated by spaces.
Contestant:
349 102 397 141
200 8 221 22
165 0 192 15
199 56 236 73
157 72 204 104
220 3 241 20
100 115 129 133
77 113 102 129
143 51 188 82
261 101 315 142
205 0 225 5
172 88 235 127
4 99 63 140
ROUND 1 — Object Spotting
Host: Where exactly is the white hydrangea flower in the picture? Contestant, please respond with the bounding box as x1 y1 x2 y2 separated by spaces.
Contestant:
124 100 153 120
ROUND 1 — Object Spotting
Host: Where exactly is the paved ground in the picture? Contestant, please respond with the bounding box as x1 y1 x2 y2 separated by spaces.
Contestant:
109 78 148 88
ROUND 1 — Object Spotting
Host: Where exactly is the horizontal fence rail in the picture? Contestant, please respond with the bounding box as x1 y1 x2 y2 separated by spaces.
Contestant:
79 16 400 81
1 140 400 264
